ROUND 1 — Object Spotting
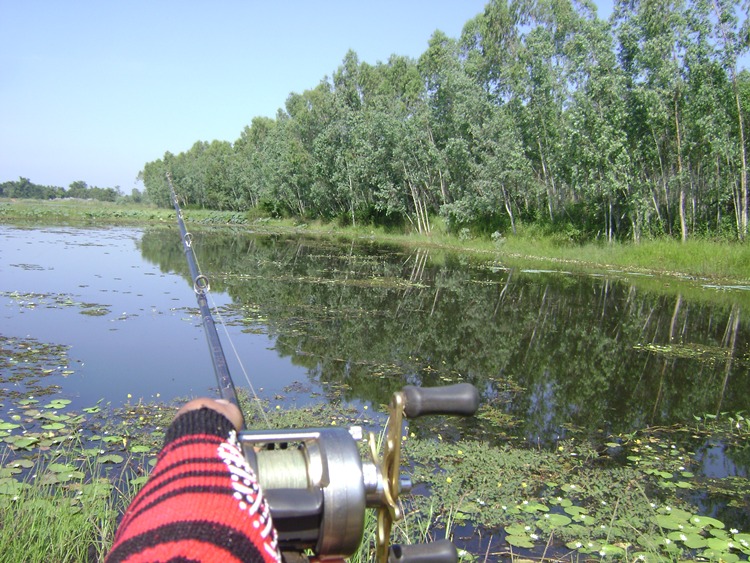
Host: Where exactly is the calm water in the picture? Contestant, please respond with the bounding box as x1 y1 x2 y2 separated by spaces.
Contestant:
2 225 749 454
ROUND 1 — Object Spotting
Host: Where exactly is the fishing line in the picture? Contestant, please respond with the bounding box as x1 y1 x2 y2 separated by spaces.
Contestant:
190 235 270 426
166 173 269 427
207 290 270 426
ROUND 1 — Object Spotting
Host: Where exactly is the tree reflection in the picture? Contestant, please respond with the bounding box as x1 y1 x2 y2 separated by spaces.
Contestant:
140 228 750 440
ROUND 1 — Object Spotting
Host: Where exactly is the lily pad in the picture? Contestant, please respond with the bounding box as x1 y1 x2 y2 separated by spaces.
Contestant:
97 454 124 464
505 524 533 537
700 549 739 562
598 544 626 557
8 436 39 450
47 463 75 474
520 501 549 513
691 516 725 529
10 459 34 469
0 480 24 496
668 531 707 549
541 513 571 527
506 535 535 548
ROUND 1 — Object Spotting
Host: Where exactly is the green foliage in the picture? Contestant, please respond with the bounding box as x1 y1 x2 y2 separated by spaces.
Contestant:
0 178 122 202
134 0 750 242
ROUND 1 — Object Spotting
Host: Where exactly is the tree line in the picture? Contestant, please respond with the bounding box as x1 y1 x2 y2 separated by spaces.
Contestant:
0 178 144 203
0 178 120 202
140 0 750 243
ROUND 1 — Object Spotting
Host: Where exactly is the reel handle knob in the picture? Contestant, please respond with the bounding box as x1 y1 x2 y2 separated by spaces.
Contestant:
388 539 458 562
402 383 479 418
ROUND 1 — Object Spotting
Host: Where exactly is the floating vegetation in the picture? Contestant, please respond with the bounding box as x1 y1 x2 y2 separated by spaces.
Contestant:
1 331 748 561
0 335 69 400
633 341 735 363
405 422 750 561
1 290 112 317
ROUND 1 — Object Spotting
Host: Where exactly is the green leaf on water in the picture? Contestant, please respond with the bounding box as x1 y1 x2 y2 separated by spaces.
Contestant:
668 531 707 549
42 422 65 430
505 524 531 537
564 505 587 517
129 445 152 453
97 454 124 464
47 463 75 473
654 514 685 530
0 422 21 430
505 535 535 548
10 436 39 450
521 501 549 513
541 513 571 527
599 544 626 556
701 549 739 563
0 480 24 495
691 515 725 529
10 459 34 468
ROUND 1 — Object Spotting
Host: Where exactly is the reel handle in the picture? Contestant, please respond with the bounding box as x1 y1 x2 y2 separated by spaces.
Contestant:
388 539 458 562
402 383 479 418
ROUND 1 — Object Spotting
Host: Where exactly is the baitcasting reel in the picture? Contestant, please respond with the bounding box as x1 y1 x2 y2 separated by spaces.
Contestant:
238 383 480 563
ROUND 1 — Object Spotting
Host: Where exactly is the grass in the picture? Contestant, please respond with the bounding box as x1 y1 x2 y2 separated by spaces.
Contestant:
3 198 750 283
0 394 748 562
2 200 750 560
0 442 133 562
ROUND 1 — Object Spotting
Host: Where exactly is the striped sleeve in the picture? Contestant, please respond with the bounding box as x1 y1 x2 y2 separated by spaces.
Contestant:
106 407 281 563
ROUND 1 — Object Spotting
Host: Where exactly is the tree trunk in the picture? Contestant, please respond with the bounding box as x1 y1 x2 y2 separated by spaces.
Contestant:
501 185 516 235
675 93 688 242
348 172 355 228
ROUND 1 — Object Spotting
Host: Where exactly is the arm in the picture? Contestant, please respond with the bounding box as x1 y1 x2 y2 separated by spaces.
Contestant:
106 399 281 563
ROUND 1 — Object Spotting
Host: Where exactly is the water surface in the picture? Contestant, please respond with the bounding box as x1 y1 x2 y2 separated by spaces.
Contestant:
2 225 749 448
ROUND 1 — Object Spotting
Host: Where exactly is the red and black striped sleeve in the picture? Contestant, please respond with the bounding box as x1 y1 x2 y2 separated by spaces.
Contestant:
106 407 281 563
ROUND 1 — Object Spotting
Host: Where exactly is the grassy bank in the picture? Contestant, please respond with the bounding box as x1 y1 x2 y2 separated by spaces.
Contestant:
1 331 749 561
3 198 750 284
2 396 749 562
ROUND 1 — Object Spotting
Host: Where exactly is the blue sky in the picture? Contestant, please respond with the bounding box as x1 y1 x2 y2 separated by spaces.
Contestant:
0 1 613 193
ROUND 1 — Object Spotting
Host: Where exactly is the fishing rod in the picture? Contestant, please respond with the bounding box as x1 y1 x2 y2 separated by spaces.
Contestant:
166 172 242 422
166 172 479 562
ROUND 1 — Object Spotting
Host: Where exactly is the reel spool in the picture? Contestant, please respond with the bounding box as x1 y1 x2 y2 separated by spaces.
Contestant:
238 383 480 563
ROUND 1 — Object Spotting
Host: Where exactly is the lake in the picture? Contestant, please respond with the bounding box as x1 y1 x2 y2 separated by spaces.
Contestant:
2 223 749 476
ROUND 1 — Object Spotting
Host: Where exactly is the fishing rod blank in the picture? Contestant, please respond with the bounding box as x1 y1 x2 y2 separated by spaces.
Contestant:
166 173 242 420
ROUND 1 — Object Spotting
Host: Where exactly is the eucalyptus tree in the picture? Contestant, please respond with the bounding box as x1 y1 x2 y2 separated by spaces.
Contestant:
313 53 428 226
704 0 749 239
613 0 691 240
419 26 530 234
311 51 370 223
517 0 577 224
232 116 277 209
565 3 635 241
680 0 736 235
261 112 314 217
139 155 171 207
461 0 584 226
259 83 336 217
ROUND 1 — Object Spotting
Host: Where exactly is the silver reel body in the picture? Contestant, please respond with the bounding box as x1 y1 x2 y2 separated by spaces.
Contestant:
239 426 377 557
238 383 480 563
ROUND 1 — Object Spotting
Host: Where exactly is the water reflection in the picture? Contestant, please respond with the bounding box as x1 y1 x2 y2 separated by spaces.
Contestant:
139 228 750 442
3 225 749 446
